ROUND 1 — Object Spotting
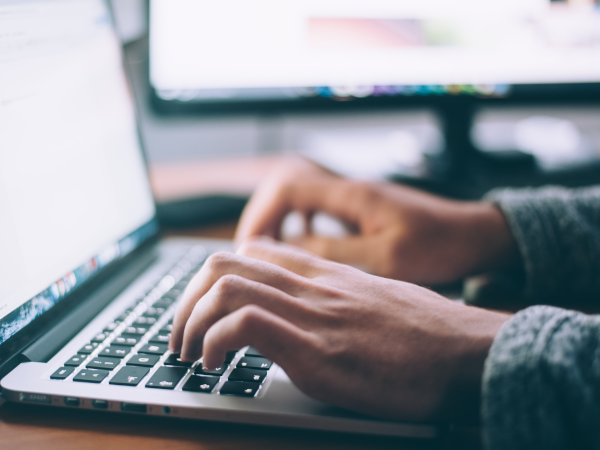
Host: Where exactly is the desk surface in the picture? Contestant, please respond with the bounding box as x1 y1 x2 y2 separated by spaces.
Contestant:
0 396 448 450
0 218 480 450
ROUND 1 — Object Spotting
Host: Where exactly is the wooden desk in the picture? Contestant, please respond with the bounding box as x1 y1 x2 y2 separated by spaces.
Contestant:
0 396 451 450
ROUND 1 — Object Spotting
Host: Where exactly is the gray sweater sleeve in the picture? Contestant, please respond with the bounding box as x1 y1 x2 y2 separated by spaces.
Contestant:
485 186 600 301
480 185 600 449
482 305 600 449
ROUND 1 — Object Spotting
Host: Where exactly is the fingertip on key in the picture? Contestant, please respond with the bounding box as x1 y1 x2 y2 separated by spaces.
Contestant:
201 353 224 371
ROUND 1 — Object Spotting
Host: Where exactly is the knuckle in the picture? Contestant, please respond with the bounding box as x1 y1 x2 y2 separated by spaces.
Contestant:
202 324 218 346
204 252 235 273
352 181 381 205
237 305 263 333
266 168 295 196
213 274 243 300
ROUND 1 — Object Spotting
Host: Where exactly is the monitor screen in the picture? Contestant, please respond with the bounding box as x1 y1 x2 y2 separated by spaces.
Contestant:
150 0 600 103
0 0 157 345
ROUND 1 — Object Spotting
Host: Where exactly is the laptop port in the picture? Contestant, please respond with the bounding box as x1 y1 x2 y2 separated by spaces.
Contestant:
92 399 109 409
63 397 80 407
21 393 51 404
162 406 171 415
121 402 146 413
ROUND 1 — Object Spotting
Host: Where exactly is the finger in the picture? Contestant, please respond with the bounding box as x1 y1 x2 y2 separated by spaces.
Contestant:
303 210 314 236
178 274 311 359
170 251 308 353
237 236 334 278
234 158 333 244
294 235 372 267
199 304 309 371
235 173 364 245
234 178 291 243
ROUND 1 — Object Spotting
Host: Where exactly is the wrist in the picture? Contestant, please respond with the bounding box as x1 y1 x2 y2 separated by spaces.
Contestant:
458 202 520 276
443 308 511 424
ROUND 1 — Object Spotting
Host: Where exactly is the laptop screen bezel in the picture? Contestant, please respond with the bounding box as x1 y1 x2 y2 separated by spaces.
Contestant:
0 0 162 374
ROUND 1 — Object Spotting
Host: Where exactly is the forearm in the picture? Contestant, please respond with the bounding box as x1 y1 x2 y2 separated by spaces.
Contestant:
482 305 600 450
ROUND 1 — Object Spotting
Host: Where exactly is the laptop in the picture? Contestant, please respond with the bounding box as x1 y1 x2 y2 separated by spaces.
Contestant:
0 0 436 438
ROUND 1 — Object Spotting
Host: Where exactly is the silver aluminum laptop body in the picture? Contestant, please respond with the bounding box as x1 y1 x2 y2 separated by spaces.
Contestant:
2 238 436 438
0 0 436 438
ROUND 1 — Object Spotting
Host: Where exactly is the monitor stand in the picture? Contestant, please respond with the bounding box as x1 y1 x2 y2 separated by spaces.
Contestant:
392 97 600 200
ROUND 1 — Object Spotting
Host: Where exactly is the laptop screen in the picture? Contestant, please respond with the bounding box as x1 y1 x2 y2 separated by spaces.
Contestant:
0 0 158 346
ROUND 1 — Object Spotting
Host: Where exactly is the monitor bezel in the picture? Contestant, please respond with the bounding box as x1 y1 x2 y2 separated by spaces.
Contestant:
149 81 600 116
146 0 600 115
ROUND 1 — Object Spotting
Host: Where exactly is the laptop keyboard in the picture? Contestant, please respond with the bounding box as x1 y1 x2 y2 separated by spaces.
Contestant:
49 246 273 398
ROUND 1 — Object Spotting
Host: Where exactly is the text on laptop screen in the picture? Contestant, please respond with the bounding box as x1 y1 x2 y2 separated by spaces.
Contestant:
0 0 157 344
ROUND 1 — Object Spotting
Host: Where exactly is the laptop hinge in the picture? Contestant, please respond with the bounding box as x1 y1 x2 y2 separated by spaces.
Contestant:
19 245 158 365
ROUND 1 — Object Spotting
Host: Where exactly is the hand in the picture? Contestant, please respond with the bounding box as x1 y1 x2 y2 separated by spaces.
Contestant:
170 238 510 422
235 157 519 285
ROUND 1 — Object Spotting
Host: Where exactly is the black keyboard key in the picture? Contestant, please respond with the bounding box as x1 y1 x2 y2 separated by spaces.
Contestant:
149 332 170 344
152 299 174 309
73 369 109 383
142 307 166 319
110 366 149 386
138 343 168 355
150 306 167 315
112 334 140 347
195 365 226 376
175 281 188 290
91 332 109 343
100 345 131 358
51 367 74 380
162 291 182 301
163 353 192 367
65 355 86 367
87 357 121 371
244 347 263 357
116 309 133 321
165 288 183 298
126 354 160 367
145 367 187 389
182 375 219 393
228 368 267 383
237 357 272 370
104 322 119 332
78 343 99 354
225 350 239 363
133 296 146 304
219 381 260 397
133 316 157 326
180 274 194 282
123 326 149 336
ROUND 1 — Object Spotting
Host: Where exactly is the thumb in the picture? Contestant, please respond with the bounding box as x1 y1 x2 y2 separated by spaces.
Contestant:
292 235 370 268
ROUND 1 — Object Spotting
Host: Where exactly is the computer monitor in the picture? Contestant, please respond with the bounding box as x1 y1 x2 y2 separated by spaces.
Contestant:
148 0 600 184
150 0 600 104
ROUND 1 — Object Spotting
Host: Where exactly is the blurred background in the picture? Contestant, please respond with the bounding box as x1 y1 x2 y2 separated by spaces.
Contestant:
110 0 600 228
